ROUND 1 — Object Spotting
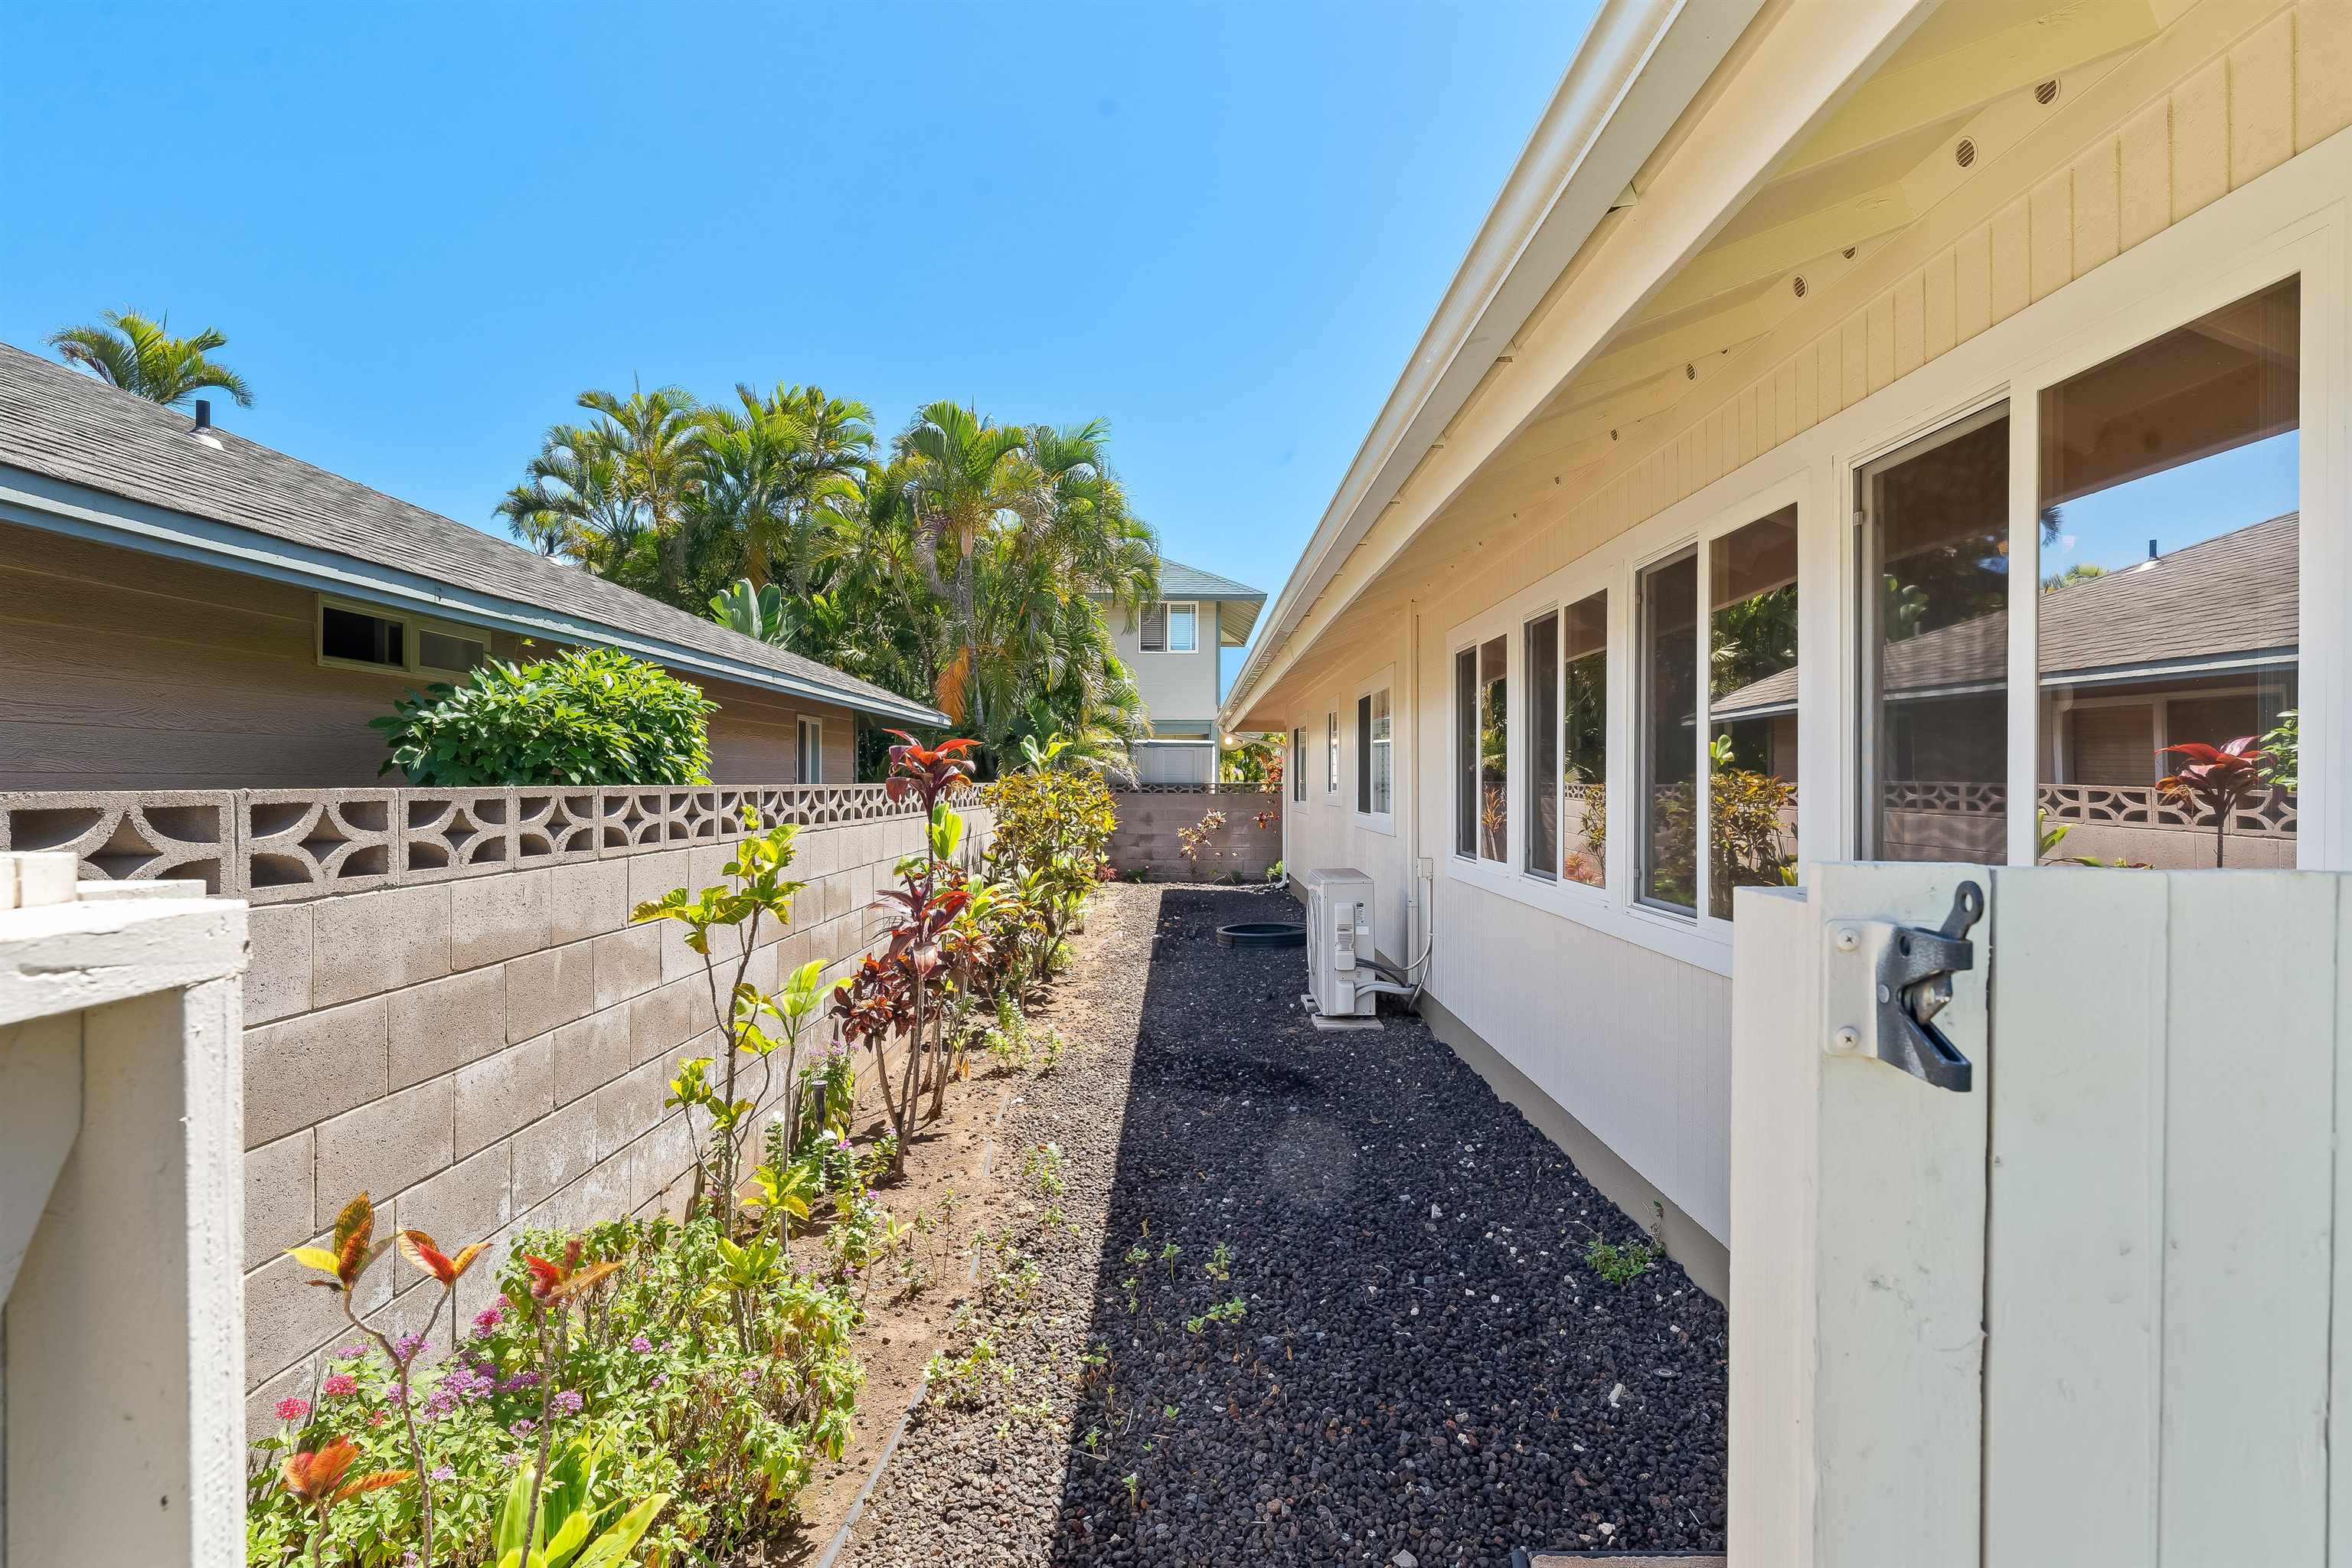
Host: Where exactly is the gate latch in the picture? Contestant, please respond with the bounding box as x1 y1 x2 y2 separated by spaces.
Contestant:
1827 881 1984 1093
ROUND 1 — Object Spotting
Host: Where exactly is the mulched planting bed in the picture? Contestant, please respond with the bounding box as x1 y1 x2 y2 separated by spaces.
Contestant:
839 883 1727 1567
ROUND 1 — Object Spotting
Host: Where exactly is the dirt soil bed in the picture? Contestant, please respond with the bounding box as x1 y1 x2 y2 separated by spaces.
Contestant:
836 882 1728 1566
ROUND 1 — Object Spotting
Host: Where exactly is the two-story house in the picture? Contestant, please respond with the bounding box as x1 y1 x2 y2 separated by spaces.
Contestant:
1105 560 1263 784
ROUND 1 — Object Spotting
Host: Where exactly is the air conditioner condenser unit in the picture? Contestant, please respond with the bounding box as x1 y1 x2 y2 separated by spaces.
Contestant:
1298 866 1382 1026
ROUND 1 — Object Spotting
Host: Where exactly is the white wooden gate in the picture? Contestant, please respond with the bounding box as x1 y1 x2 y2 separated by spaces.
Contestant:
1729 861 2349 1567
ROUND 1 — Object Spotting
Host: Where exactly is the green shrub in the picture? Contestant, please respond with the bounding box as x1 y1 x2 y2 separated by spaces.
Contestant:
981 768 1117 876
371 646 716 786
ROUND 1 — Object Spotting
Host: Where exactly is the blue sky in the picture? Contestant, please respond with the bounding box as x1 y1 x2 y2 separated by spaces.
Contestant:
1 1 1598 697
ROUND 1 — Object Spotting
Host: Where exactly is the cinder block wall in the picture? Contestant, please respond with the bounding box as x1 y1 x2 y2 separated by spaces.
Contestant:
1106 790 1281 880
235 807 986 1430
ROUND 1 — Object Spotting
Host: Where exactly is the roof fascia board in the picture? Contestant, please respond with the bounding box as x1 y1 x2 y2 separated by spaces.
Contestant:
1225 0 1943 728
1226 0 1762 723
0 467 947 727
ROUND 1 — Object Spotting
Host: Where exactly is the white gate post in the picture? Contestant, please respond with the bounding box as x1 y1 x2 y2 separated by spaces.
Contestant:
1727 861 1992 1568
0 865 248 1568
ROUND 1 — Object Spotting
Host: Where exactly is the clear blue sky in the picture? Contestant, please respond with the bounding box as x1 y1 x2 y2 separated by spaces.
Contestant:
0 1 1598 697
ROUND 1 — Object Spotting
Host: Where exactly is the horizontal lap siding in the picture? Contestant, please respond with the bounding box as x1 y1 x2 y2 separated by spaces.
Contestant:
0 521 514 788
0 521 874 788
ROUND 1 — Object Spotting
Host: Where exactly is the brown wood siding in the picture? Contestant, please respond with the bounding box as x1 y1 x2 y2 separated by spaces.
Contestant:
2070 705 2157 785
0 521 864 789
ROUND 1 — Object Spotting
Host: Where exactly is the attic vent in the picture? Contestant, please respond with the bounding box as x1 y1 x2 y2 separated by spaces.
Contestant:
1955 137 1978 168
1684 363 1697 381
1792 275 1808 299
1842 247 1857 260
2035 78 2060 106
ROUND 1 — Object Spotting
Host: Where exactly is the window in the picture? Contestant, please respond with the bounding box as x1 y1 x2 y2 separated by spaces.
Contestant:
1356 685 1392 819
1707 506 1799 916
1292 727 1306 803
796 717 823 785
1525 611 1559 879
1638 551 1698 911
1139 601 1197 653
1857 409 2009 862
1454 648 1478 857
2037 278 2298 869
1325 711 1339 794
1465 636 1507 861
318 598 485 678
1562 591 1607 887
321 604 403 669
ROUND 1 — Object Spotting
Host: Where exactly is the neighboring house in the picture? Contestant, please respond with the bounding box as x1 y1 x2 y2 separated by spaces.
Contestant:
0 344 943 789
1223 0 2350 1294
1103 559 1263 784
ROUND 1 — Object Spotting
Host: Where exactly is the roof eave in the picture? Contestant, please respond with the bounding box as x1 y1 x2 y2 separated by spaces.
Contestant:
0 466 950 729
1220 0 1765 729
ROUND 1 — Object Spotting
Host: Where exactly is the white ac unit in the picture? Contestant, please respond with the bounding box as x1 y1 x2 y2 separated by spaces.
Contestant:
1298 867 1377 1019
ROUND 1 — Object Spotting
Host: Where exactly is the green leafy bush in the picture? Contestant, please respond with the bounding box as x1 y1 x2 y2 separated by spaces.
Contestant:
371 646 716 786
981 768 1117 875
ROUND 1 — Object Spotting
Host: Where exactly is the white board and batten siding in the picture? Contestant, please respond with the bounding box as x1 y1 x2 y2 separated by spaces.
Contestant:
1731 862 2352 1567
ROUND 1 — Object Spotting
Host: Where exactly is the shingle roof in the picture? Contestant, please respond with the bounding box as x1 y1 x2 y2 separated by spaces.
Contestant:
1158 560 1264 601
1708 513 2298 720
0 343 946 725
1152 558 1264 645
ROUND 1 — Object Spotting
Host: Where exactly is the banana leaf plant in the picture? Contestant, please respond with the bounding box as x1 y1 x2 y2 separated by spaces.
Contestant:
2157 735 2274 867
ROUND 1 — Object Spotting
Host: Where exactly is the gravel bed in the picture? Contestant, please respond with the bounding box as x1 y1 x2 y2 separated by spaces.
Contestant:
840 884 1727 1566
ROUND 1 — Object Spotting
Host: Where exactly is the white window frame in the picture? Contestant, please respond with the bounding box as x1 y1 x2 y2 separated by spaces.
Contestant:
1139 599 1199 655
1354 667 1396 835
1292 727 1307 803
1325 710 1340 796
796 717 824 785
1426 141 2347 978
315 593 488 681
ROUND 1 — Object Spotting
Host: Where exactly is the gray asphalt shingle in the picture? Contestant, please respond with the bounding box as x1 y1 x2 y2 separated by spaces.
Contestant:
0 342 943 724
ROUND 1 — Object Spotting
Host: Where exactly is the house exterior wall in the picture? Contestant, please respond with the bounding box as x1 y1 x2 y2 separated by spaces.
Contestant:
1262 0 2352 1268
0 521 864 789
0 786 988 1433
1109 599 1223 732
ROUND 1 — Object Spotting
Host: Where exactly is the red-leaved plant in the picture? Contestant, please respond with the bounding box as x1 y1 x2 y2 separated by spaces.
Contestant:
509 1240 624 1546
289 1194 484 1563
2158 735 2274 867
830 731 981 1171
279 1436 411 1566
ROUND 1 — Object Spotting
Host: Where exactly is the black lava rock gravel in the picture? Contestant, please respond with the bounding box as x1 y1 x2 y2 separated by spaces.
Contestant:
838 884 1726 1567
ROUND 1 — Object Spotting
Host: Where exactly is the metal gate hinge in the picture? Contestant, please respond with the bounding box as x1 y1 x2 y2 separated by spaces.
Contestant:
1825 881 1984 1092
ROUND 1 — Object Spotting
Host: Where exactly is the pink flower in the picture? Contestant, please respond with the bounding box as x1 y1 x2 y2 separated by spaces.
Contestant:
333 1344 367 1361
553 1389 584 1416
274 1396 311 1423
510 1418 537 1437
322 1374 358 1397
629 1335 653 1354
471 1305 502 1339
392 1332 426 1364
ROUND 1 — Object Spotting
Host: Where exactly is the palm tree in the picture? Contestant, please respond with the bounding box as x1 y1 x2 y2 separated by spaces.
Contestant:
737 384 874 594
47 309 254 410
494 425 642 573
577 385 705 602
893 402 1036 720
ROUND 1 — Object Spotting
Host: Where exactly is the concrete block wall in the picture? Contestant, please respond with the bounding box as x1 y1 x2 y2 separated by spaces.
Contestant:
237 807 989 1430
1106 790 1282 880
